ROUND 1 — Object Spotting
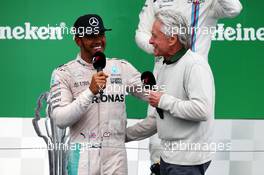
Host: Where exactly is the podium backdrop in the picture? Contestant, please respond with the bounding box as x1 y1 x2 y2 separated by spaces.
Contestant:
0 0 263 119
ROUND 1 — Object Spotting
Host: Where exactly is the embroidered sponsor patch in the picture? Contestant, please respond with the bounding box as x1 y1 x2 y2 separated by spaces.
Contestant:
110 78 122 84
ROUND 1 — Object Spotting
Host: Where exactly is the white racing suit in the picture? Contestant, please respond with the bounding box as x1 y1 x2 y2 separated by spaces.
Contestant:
136 0 243 59
49 54 146 175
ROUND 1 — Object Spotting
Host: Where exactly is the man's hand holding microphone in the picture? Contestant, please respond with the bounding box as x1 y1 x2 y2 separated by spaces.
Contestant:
141 71 164 119
89 51 108 95
89 71 108 95
149 91 163 108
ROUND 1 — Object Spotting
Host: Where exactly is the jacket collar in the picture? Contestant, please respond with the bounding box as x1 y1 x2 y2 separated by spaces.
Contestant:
76 54 95 69
163 48 188 65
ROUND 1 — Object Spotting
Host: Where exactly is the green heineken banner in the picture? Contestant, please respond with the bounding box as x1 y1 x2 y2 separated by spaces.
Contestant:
0 0 263 119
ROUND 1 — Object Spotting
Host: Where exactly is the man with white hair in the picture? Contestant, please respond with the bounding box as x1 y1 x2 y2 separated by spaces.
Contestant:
126 10 215 175
135 1 242 173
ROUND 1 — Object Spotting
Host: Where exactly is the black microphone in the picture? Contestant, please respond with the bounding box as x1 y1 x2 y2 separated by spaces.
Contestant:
92 51 106 72
92 52 106 95
141 71 164 119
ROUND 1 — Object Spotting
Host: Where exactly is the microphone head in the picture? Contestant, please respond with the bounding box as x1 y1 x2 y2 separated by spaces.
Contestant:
92 52 106 71
141 71 156 89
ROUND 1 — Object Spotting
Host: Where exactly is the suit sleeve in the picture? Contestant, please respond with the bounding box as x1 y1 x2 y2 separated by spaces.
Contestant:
126 106 157 142
49 68 94 129
211 0 243 19
135 0 155 54
121 60 148 101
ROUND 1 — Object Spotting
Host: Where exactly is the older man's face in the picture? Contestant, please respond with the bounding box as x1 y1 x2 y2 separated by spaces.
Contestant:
149 20 171 58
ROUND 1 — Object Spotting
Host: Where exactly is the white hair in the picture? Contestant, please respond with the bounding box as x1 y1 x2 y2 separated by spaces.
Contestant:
155 10 191 49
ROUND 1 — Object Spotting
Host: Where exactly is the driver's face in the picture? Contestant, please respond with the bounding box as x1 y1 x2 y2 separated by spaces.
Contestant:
77 33 106 58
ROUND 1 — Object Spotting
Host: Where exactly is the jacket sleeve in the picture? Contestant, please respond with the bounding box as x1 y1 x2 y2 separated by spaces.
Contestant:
135 0 155 54
126 106 157 142
158 63 215 122
48 69 94 129
211 0 243 19
121 60 148 102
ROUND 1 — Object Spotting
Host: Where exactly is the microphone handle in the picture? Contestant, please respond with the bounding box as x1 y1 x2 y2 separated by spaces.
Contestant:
99 90 104 97
156 107 164 119
96 68 104 95
142 75 164 119
148 84 164 119
97 68 103 72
